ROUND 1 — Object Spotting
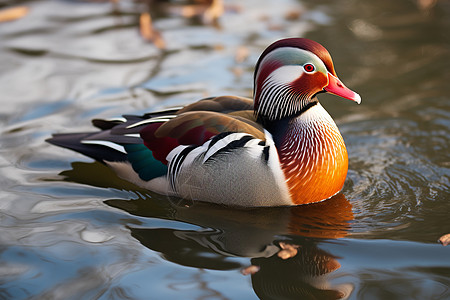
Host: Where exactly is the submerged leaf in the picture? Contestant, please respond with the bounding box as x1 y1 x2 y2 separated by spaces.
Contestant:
139 12 165 49
235 46 249 63
417 0 437 11
439 233 450 246
277 242 300 260
241 265 260 276
0 6 29 23
204 0 224 23
168 0 226 25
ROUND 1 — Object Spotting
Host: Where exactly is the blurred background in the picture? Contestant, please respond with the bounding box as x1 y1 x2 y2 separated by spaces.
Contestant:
0 0 449 299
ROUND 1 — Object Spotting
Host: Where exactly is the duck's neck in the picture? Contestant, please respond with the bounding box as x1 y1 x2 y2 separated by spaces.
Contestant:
265 102 348 205
261 101 319 146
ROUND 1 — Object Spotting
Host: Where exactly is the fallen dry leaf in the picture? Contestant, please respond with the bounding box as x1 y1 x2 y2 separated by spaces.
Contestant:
0 6 29 23
241 265 260 275
267 23 283 31
139 12 165 49
439 233 450 246
170 0 227 25
234 46 249 63
231 67 244 78
179 5 203 18
204 0 224 24
417 0 437 11
277 242 300 260
285 9 302 21
213 44 225 51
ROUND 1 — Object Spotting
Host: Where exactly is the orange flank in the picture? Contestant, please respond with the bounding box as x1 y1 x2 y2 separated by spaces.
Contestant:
280 121 348 205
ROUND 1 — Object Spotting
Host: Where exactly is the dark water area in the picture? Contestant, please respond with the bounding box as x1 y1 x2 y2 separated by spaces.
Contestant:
0 0 449 299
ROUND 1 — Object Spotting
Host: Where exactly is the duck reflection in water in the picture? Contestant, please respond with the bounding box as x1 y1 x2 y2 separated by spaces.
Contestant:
61 161 355 299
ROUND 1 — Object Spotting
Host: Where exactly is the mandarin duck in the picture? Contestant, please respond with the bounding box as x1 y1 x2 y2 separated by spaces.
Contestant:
47 38 361 207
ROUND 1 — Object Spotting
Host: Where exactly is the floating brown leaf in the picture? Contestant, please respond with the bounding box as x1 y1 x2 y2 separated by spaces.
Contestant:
231 67 243 78
277 242 300 260
139 12 165 49
169 0 227 25
204 0 224 24
179 5 204 18
0 6 29 23
439 233 450 246
417 0 437 11
285 9 302 21
235 46 249 63
241 265 260 276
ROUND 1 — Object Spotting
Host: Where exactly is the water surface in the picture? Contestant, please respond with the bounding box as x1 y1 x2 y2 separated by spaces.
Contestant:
0 0 449 299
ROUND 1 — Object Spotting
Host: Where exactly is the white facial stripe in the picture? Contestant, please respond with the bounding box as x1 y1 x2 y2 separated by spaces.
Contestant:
257 47 328 84
267 65 304 85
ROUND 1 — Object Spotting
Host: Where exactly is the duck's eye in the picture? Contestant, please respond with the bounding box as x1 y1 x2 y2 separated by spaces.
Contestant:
303 63 315 73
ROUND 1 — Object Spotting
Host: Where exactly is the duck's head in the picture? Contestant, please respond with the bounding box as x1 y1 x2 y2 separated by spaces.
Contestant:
253 38 361 121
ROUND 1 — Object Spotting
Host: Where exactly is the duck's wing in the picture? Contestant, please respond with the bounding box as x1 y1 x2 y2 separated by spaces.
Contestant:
47 96 261 181
139 110 264 164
